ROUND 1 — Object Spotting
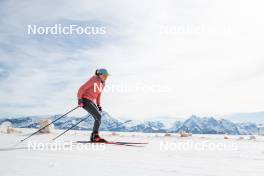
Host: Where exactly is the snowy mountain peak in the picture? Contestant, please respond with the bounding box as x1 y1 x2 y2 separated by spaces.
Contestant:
0 114 259 135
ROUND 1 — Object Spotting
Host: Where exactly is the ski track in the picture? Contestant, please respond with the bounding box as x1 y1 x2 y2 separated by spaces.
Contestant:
0 129 264 176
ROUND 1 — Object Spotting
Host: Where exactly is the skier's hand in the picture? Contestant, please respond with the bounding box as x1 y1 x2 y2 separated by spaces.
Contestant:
97 105 102 112
78 99 84 107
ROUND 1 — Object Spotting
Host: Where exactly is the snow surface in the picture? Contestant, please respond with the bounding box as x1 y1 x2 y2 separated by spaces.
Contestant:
1 129 264 176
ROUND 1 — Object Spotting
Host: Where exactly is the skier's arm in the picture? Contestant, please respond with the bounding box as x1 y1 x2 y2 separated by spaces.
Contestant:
96 93 102 112
96 92 101 106
77 79 93 99
77 85 85 99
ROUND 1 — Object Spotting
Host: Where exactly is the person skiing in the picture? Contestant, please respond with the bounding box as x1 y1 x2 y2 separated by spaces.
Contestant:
77 68 109 142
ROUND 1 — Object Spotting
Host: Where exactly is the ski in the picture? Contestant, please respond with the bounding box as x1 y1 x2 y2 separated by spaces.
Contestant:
0 147 27 151
74 141 148 147
74 142 142 147
75 140 148 145
105 142 144 147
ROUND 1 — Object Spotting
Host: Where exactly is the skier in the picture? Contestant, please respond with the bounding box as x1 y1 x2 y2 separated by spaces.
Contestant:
77 68 109 142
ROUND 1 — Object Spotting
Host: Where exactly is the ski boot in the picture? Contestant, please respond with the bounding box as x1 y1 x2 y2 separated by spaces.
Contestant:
90 132 107 143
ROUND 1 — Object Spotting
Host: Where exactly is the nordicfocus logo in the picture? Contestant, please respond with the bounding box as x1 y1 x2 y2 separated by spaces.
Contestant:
92 82 172 93
27 24 106 35
27 141 106 151
159 141 238 151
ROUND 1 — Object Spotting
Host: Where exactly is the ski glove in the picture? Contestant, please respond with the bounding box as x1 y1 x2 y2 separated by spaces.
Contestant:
97 105 102 112
78 99 84 107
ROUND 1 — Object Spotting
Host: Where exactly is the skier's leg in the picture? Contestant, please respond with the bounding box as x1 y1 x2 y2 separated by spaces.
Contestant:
82 99 102 133
82 99 106 142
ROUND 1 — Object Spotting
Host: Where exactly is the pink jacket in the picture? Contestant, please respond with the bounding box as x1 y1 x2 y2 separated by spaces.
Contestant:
77 75 105 105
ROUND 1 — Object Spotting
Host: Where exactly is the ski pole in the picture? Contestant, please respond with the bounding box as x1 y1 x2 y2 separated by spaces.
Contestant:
52 115 91 141
52 115 132 141
109 120 132 129
100 111 132 128
20 105 80 142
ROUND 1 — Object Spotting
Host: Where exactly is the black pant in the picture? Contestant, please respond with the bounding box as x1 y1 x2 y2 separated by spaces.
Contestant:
82 98 101 133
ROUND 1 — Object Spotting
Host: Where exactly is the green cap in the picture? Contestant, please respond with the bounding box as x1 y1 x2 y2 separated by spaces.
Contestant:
96 68 110 75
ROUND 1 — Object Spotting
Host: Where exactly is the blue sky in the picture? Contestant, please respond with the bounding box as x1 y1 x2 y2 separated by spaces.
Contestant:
0 0 264 119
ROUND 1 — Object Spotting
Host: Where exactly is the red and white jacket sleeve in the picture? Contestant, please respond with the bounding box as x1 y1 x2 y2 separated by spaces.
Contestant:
77 79 93 99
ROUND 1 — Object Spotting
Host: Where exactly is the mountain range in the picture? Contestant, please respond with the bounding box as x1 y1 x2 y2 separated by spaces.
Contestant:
0 113 262 135
221 111 264 124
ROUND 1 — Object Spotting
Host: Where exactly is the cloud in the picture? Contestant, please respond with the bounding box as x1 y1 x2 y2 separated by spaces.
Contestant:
0 0 264 119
